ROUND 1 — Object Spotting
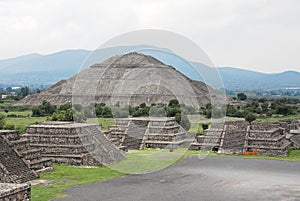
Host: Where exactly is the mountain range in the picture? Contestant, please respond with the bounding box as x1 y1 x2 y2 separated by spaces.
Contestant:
0 49 299 91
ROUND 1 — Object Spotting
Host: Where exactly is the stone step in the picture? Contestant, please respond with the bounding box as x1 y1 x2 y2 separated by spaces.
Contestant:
30 158 53 171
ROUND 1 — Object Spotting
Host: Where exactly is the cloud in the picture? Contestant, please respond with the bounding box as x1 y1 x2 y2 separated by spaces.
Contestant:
0 0 299 73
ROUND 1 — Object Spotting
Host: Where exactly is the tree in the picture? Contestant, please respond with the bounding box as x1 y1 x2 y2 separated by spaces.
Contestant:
237 93 247 101
32 101 56 117
168 99 179 107
175 113 191 131
245 112 256 124
20 87 29 97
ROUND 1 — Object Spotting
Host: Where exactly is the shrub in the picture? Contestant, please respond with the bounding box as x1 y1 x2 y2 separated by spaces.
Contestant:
3 122 15 130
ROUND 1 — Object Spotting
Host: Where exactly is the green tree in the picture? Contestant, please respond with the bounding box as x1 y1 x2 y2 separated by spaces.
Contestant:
20 87 29 98
237 93 247 101
168 99 179 107
245 112 256 124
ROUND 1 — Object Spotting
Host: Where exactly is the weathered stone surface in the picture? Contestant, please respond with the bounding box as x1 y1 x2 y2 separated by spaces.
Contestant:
0 183 31 201
22 122 125 166
106 117 193 150
15 53 223 108
0 131 38 183
189 121 299 157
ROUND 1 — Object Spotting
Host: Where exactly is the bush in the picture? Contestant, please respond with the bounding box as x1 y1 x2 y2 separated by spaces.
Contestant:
175 113 191 131
3 122 15 130
0 113 6 129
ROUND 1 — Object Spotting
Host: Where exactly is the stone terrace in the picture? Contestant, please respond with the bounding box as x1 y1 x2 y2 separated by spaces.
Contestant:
0 131 38 184
189 121 298 157
105 117 193 150
22 122 125 166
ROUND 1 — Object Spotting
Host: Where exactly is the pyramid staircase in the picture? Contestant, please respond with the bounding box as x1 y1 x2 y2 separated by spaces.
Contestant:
0 132 38 183
143 118 190 149
107 118 191 150
22 122 124 166
189 127 224 152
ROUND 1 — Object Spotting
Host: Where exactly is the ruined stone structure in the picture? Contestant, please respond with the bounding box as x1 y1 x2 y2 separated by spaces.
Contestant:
22 122 125 166
0 131 38 184
0 183 31 201
15 53 223 108
189 121 298 157
105 117 193 150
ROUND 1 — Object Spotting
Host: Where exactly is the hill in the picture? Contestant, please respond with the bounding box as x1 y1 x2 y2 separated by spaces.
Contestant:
0 49 299 91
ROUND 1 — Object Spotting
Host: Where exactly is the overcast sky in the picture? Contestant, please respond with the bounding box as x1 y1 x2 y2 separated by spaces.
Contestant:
0 0 299 73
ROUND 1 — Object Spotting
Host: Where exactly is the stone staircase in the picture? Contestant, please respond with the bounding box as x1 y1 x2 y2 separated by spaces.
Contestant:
244 127 292 157
0 133 38 183
10 138 53 173
22 122 124 166
81 125 125 166
106 118 192 150
143 119 190 149
189 128 224 152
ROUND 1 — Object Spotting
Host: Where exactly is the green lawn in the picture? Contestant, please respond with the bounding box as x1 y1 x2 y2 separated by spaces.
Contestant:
6 117 46 133
86 118 115 131
255 115 300 123
110 149 187 174
0 111 32 117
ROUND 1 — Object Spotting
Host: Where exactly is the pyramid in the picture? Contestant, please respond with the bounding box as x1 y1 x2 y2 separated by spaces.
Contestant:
16 52 220 108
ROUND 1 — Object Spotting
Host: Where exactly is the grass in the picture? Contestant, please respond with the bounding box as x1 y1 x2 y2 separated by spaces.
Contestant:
0 111 32 117
5 117 46 133
255 114 300 123
110 149 187 174
86 118 115 131
31 165 126 201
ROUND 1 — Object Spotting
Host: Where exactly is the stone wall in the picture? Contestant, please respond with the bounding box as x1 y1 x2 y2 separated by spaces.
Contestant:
0 183 31 201
0 132 38 184
189 121 298 157
107 118 192 150
22 122 125 167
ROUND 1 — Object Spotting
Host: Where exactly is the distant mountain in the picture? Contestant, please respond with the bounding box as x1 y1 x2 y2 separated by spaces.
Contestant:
0 50 90 85
218 67 300 90
0 49 299 91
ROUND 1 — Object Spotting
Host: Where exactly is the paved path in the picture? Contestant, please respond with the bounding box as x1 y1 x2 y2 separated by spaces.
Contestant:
54 157 300 201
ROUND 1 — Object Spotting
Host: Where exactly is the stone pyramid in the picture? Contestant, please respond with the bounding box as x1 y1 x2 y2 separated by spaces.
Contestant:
16 52 220 108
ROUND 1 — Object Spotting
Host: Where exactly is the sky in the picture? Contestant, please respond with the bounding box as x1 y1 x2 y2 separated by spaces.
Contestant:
0 0 299 73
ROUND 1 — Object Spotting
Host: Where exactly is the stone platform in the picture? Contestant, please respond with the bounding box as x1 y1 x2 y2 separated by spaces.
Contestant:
189 121 298 157
106 117 193 150
22 122 125 166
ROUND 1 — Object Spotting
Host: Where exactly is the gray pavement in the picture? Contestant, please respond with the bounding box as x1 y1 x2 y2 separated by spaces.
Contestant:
54 156 300 201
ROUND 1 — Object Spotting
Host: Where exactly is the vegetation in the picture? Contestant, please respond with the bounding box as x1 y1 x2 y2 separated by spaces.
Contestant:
31 99 192 130
237 92 247 101
203 97 300 121
5 117 46 133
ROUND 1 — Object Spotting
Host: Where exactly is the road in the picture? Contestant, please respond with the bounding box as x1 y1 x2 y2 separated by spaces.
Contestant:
54 156 300 201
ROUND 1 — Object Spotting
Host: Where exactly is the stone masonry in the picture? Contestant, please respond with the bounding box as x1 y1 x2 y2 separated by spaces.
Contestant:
0 131 38 184
189 121 298 157
0 183 31 201
105 117 193 150
22 122 125 166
